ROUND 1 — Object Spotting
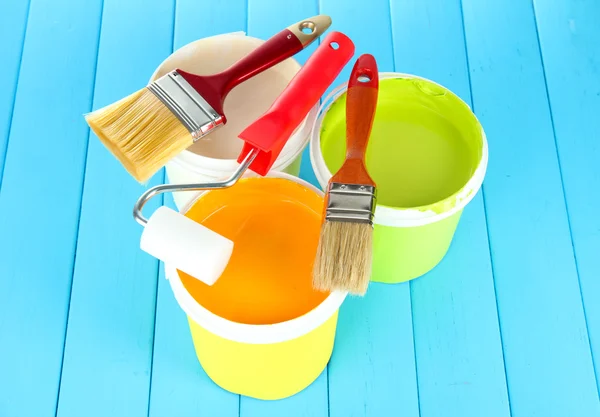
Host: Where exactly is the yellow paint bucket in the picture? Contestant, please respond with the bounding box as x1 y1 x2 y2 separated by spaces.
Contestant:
165 172 347 400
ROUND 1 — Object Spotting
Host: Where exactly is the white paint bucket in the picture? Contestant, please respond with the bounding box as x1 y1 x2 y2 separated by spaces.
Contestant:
150 32 317 209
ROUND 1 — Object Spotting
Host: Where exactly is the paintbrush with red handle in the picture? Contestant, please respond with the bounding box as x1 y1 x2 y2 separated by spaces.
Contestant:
85 15 331 183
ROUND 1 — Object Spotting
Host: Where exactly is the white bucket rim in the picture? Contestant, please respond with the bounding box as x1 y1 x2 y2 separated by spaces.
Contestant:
165 171 347 345
150 32 315 179
166 104 317 177
309 72 489 228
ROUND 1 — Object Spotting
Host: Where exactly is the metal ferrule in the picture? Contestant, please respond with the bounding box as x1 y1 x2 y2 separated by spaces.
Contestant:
324 182 376 225
147 70 225 142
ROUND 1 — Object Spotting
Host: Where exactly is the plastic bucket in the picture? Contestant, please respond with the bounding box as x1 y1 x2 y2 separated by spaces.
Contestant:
310 73 488 283
164 171 347 400
150 32 317 210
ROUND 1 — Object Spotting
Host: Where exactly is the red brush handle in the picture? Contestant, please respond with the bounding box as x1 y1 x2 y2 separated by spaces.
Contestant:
237 31 355 175
217 29 303 94
178 16 330 118
330 54 379 186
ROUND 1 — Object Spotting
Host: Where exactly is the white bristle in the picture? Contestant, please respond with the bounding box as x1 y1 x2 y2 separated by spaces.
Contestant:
312 221 373 296
85 88 191 183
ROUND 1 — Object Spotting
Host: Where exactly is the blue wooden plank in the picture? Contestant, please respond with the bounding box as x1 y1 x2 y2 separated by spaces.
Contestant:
241 375 328 417
317 3 419 416
411 198 510 417
241 2 331 416
321 0 395 87
533 0 600 393
461 0 600 416
389 1 510 416
0 0 30 186
148 204 239 417
54 0 174 416
0 0 103 415
148 264 240 417
173 0 246 48
389 0 473 99
328 285 419 417
147 1 245 416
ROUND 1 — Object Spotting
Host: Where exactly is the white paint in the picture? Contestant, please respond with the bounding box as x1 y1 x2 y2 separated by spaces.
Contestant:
150 33 317 209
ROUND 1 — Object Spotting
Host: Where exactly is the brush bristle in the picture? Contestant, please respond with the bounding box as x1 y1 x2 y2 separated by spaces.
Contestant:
85 88 191 182
313 221 373 296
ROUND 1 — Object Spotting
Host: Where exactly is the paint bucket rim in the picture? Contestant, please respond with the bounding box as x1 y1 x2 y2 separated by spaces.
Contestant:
165 171 347 345
309 72 488 228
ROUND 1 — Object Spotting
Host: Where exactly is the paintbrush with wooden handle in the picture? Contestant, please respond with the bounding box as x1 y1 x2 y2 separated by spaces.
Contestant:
313 54 379 296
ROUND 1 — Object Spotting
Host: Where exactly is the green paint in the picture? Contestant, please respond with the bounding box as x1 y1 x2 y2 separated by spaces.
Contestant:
320 78 483 209
372 210 463 283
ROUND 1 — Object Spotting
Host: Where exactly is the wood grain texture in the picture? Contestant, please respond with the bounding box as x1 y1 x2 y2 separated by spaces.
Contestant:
461 0 600 415
147 1 245 416
533 0 600 394
0 0 103 415
149 211 240 417
55 0 174 416
0 0 30 186
0 0 599 416
321 5 419 417
317 3 420 415
390 1 511 416
241 1 331 416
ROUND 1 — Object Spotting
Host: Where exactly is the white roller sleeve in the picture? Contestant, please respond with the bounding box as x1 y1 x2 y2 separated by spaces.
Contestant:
140 206 234 285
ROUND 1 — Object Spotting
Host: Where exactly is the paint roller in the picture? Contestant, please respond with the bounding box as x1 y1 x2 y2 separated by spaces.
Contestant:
134 32 355 285
134 153 253 285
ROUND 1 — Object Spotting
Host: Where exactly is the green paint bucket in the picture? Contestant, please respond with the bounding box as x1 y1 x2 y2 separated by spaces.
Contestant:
310 73 488 283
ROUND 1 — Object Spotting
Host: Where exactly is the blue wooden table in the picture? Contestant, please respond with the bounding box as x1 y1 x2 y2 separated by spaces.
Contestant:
1 0 599 416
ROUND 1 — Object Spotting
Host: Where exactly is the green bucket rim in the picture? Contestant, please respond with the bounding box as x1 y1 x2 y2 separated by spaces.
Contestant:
309 72 488 228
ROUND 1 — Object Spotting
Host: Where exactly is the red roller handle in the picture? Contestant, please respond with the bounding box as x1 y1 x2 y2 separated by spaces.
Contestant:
238 31 355 176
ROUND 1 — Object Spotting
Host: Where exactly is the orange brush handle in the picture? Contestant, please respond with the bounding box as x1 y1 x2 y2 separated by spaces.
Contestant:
330 54 379 186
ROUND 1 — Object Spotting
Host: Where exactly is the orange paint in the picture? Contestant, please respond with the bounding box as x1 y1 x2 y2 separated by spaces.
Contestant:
178 177 329 325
